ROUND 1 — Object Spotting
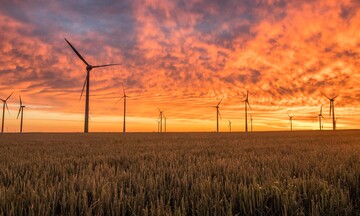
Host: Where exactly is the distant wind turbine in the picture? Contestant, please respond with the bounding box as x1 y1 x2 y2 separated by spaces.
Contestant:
158 108 164 133
324 94 338 130
250 114 253 132
116 87 129 133
1 91 13 133
65 38 120 133
157 119 160 132
318 105 325 131
164 114 167 133
213 97 223 133
288 115 294 131
228 120 231 132
17 96 25 133
244 91 252 132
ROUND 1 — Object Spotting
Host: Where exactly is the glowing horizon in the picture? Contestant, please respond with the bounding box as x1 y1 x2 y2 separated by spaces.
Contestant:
0 0 359 132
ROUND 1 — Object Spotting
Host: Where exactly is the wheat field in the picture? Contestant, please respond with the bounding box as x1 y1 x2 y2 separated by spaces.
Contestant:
0 131 359 215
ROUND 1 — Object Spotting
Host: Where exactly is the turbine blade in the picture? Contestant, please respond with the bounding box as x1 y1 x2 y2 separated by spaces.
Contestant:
92 64 121 68
320 105 322 115
6 91 14 101
247 101 252 110
115 96 124 104
332 95 339 100
64 38 90 66
218 110 222 119
17 107 21 119
217 96 224 106
80 75 87 101
246 90 249 101
19 96 22 106
323 93 331 100
5 102 10 115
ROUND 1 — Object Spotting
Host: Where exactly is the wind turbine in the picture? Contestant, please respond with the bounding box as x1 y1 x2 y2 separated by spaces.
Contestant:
158 108 164 133
164 114 167 133
250 114 253 132
324 95 338 130
1 92 13 133
17 96 25 133
228 120 231 132
318 105 325 131
244 91 252 132
116 87 129 133
213 97 223 132
288 115 294 131
65 38 120 133
156 119 160 132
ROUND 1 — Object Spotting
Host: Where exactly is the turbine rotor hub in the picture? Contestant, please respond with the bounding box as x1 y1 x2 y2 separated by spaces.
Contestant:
86 65 93 71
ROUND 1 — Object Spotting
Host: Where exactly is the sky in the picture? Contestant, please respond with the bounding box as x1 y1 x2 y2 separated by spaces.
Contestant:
0 0 359 132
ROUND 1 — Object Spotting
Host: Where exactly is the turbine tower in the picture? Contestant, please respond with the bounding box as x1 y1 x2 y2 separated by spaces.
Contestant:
228 120 231 132
116 87 129 133
318 105 325 131
244 91 252 132
164 114 167 133
65 38 120 133
288 115 294 131
17 96 25 133
1 92 13 133
324 95 338 130
213 97 223 133
335 117 338 130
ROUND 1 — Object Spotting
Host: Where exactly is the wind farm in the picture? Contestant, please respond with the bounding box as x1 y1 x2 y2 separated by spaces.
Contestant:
0 0 359 215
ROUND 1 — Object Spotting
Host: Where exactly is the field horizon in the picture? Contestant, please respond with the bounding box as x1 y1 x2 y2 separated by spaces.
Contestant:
1 128 359 135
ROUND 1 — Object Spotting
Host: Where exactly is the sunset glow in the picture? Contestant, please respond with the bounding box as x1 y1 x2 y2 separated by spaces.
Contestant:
0 0 359 132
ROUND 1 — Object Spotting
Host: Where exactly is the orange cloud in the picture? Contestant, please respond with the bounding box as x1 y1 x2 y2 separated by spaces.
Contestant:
0 0 359 132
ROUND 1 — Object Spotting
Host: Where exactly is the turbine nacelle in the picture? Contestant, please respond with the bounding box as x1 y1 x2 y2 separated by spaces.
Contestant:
86 65 93 71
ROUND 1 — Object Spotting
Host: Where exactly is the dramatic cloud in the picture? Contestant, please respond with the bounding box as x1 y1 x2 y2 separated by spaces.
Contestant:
0 0 359 132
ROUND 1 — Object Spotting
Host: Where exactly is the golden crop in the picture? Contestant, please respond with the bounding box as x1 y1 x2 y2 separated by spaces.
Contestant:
0 131 359 215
